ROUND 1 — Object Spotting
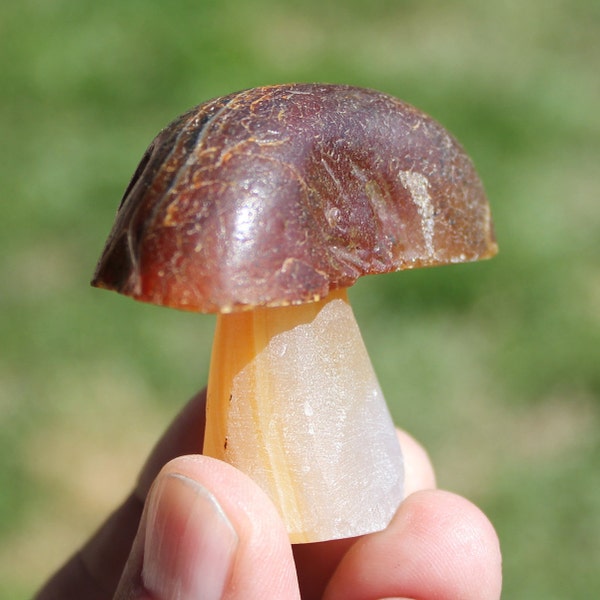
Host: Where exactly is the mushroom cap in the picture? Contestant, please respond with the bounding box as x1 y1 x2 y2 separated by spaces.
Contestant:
92 84 497 313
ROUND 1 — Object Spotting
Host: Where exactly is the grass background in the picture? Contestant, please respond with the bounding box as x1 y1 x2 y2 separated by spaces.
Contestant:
1 0 599 597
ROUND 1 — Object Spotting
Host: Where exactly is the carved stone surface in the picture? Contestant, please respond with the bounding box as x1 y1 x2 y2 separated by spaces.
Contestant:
92 84 497 312
91 84 497 543
205 291 404 542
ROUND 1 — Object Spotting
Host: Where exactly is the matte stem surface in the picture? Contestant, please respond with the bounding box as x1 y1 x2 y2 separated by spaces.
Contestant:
204 289 403 543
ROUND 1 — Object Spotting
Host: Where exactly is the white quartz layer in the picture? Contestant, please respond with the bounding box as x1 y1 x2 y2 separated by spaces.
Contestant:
215 293 404 543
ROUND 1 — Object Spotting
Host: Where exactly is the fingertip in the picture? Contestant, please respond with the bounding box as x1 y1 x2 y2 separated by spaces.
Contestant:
398 490 502 599
149 455 300 600
325 489 502 600
396 429 437 495
139 471 238 600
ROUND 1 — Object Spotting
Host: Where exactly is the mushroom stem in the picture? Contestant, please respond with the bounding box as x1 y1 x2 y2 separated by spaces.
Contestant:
204 289 404 543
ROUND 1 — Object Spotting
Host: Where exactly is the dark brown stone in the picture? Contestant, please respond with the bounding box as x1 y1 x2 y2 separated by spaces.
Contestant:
92 84 497 312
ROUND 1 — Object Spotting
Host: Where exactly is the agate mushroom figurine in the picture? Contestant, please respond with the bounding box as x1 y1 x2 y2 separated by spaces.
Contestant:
92 83 497 543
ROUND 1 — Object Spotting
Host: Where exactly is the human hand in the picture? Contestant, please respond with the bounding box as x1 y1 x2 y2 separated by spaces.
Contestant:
34 389 502 600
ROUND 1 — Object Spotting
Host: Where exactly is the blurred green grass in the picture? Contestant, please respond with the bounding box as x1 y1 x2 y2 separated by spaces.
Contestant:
1 0 599 597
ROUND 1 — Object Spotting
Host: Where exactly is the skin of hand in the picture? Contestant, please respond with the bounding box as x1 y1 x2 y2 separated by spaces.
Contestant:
34 390 502 600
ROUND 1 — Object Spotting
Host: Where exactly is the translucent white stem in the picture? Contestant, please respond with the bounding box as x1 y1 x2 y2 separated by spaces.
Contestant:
204 289 404 543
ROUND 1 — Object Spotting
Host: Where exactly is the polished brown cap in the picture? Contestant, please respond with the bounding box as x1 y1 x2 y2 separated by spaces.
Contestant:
92 83 497 312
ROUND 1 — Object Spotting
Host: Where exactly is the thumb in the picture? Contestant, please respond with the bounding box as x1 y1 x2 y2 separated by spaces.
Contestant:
118 472 238 600
114 456 300 600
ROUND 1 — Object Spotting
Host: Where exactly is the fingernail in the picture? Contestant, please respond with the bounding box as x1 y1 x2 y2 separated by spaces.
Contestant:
142 472 238 600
